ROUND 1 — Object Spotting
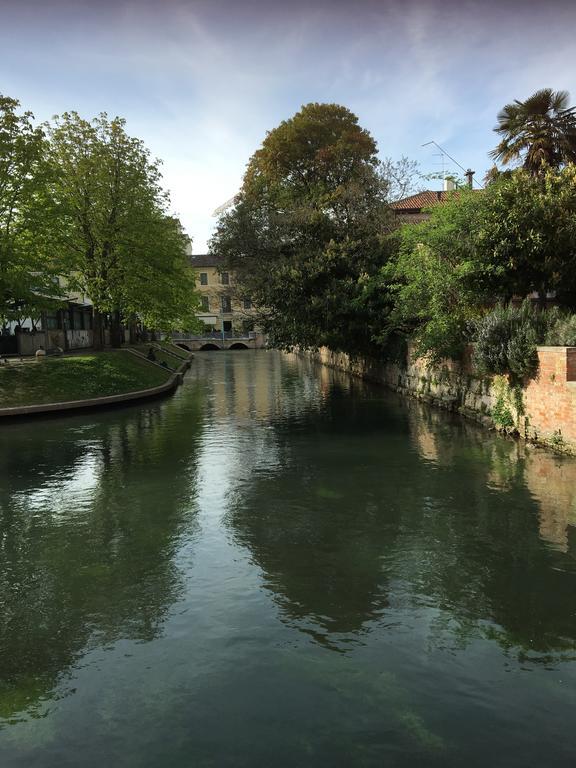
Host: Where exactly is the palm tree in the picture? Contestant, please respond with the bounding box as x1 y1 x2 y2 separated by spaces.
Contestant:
490 88 576 175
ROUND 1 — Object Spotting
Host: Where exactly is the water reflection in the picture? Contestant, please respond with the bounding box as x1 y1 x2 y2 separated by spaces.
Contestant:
0 389 203 721
222 355 576 661
2 351 576 768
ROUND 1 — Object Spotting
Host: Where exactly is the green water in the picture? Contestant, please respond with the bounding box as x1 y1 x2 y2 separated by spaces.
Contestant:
1 350 576 767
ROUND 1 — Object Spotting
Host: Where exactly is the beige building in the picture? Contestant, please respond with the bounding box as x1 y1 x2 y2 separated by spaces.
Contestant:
189 254 257 334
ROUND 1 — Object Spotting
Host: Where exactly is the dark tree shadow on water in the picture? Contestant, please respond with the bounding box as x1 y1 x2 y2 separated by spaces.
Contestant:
225 379 576 664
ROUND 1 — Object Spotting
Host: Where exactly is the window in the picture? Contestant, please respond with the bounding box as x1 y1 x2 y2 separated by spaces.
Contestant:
243 298 252 310
223 320 232 332
200 272 208 285
220 271 230 285
201 296 209 311
221 295 232 313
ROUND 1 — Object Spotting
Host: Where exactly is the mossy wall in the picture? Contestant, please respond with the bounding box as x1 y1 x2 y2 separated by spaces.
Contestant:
303 345 576 454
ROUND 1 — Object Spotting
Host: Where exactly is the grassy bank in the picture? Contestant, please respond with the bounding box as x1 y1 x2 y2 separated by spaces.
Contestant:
156 341 191 360
128 344 185 370
0 352 171 409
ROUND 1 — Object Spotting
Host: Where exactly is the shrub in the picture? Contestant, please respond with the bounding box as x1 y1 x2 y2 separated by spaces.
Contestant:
544 310 576 346
492 392 515 429
473 300 547 381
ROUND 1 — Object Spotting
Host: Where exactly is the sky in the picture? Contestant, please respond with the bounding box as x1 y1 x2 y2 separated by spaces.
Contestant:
2 0 576 251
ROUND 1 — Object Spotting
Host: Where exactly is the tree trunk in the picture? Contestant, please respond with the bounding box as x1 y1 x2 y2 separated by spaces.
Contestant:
128 317 138 345
110 309 123 348
93 310 105 350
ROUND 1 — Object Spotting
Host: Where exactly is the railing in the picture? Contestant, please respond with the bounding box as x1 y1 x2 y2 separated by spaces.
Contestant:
171 331 257 341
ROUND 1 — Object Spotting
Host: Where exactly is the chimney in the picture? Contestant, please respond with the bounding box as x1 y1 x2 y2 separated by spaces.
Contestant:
465 169 475 188
443 176 456 192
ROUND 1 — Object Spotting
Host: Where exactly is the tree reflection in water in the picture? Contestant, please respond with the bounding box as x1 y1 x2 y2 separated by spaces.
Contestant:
2 351 576 768
225 358 576 662
0 390 203 722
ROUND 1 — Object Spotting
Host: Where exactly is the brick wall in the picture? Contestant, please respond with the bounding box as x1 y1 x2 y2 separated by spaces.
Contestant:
523 347 576 446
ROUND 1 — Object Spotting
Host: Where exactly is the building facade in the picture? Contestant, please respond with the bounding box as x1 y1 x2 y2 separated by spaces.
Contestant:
189 254 257 334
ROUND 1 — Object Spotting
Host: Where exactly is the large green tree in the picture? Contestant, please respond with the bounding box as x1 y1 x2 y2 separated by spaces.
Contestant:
210 103 393 353
48 112 200 347
0 95 61 328
118 213 201 334
382 165 576 361
490 88 576 175
382 189 495 361
477 165 576 306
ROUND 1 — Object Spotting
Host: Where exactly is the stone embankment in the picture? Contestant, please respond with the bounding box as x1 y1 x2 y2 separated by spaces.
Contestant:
305 345 576 454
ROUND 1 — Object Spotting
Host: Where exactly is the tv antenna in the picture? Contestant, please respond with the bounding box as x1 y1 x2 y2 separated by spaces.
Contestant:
212 196 237 217
422 141 483 188
432 151 447 179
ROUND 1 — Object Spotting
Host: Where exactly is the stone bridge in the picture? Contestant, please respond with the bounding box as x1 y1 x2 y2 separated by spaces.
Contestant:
171 332 267 352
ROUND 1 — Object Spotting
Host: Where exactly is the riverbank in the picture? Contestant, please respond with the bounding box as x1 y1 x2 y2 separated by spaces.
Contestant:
0 346 192 418
300 345 576 455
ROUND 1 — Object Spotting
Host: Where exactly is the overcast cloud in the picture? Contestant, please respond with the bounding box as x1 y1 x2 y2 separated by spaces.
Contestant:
2 0 576 250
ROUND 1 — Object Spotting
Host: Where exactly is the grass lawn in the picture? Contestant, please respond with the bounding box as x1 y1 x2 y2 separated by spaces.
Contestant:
0 352 171 409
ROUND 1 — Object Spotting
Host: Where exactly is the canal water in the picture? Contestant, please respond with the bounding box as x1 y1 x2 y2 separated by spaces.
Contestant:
1 350 576 767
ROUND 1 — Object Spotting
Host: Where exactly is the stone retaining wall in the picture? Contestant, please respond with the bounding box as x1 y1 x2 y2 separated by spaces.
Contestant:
305 345 576 454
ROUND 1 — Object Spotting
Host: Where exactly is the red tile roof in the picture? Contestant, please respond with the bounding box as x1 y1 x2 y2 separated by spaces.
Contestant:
391 189 480 212
390 190 451 211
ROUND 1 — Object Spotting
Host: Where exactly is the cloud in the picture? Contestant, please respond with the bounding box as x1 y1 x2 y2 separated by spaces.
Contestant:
2 0 576 246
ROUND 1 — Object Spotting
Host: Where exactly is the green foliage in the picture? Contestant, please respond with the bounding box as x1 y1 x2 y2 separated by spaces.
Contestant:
383 189 493 362
0 95 62 326
492 393 515 430
0 93 201 340
476 166 576 305
490 376 525 431
473 300 547 381
544 309 576 346
211 96 576 363
117 212 202 333
383 165 576 365
47 112 202 341
210 103 393 354
549 430 565 448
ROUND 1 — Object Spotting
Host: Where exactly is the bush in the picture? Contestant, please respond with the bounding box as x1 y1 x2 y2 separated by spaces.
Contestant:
544 310 576 346
473 300 547 381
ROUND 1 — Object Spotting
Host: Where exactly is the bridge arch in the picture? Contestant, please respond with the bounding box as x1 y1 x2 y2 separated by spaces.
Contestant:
176 343 191 351
199 343 221 351
229 342 249 350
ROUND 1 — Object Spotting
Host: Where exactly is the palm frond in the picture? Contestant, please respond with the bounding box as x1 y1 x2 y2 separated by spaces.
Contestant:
491 89 576 174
